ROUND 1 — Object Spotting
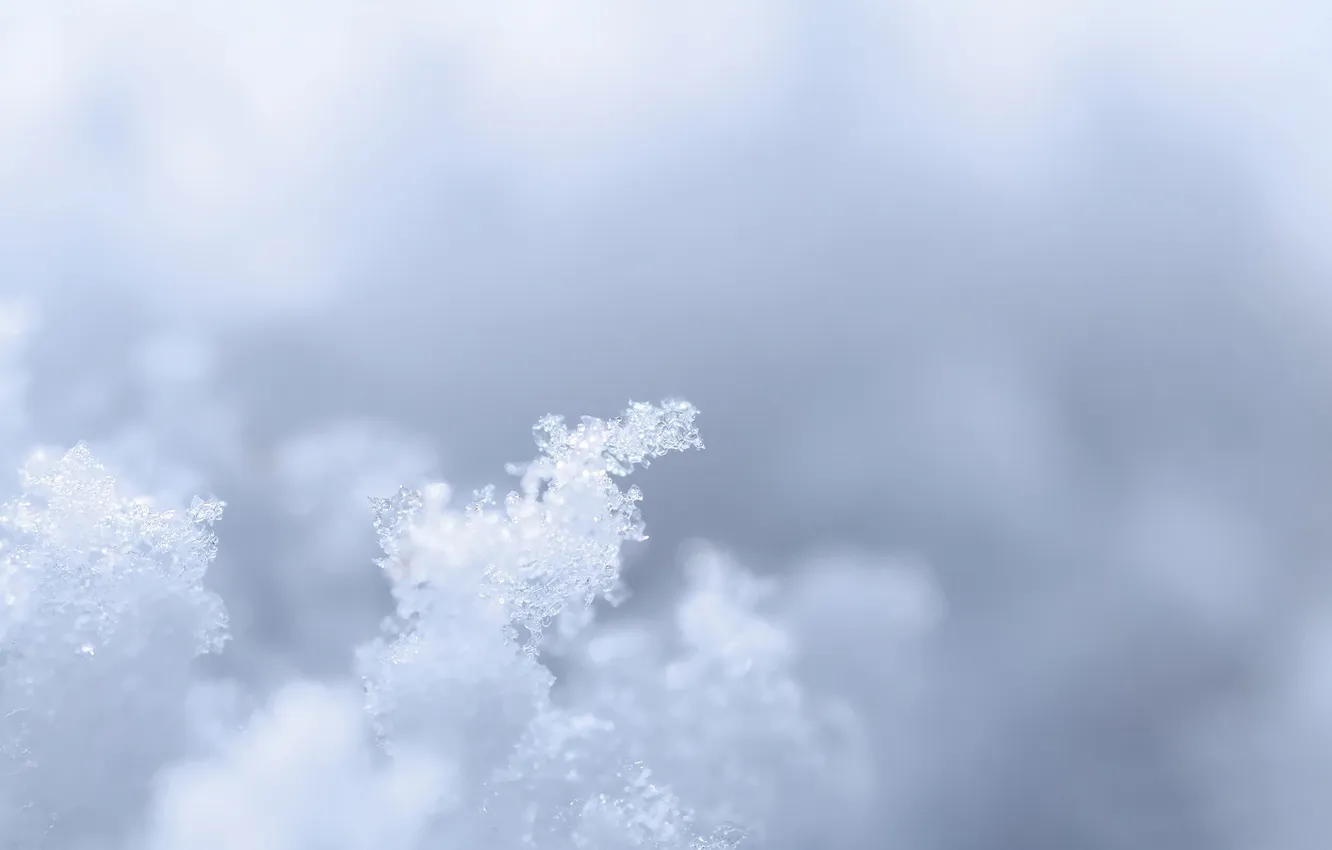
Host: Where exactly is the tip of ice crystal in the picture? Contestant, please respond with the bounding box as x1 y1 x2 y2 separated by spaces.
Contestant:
187 496 226 525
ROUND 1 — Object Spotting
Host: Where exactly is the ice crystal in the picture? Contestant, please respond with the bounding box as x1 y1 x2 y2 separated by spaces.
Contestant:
358 401 746 848
0 444 228 844
0 396 864 850
366 399 702 645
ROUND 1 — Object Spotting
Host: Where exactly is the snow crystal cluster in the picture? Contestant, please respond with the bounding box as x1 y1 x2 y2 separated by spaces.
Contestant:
355 400 818 848
0 446 228 846
0 394 868 849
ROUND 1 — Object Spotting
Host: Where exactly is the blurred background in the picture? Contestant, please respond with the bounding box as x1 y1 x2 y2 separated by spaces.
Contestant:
4 3 1332 848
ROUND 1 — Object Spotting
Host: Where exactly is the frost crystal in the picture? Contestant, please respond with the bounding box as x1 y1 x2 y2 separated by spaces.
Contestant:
359 401 748 848
0 444 228 844
368 399 702 645
0 395 862 849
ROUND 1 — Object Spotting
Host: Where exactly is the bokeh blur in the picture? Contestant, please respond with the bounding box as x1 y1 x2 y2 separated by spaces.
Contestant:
4 3 1332 848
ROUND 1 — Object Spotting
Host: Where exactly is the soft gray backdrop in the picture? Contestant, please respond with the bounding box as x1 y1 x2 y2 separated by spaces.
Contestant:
4 3 1332 848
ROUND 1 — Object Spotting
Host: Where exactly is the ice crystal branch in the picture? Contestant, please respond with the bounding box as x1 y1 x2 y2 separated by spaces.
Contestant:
356 400 779 849
368 399 703 644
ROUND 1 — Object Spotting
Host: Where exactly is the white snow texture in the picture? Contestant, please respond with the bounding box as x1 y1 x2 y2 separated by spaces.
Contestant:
0 358 887 849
